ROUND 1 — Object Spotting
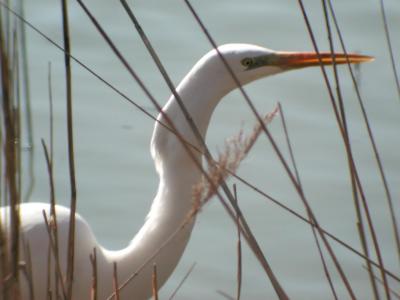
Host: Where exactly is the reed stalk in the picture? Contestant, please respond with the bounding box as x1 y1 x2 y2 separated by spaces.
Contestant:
0 1 397 299
60 1 77 298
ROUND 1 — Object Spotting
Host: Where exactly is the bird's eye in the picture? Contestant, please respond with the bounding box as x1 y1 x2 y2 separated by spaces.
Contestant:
241 58 253 68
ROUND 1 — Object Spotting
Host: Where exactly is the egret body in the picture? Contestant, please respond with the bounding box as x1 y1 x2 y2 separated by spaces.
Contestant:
0 44 371 299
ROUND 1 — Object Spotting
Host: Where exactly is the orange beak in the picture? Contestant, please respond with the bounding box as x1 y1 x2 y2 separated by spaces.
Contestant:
271 51 374 69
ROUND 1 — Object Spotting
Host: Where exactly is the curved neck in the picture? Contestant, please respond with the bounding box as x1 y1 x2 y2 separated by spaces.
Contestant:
101 63 231 299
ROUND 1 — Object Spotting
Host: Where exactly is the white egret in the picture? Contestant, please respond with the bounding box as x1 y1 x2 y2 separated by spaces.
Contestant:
0 44 372 299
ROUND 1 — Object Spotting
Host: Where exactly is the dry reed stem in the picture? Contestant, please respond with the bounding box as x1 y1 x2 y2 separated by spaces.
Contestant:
60 1 77 298
104 108 278 300
378 0 400 101
280 101 337 297
2 5 395 284
302 1 395 297
112 262 120 300
90 248 98 300
46 60 62 299
217 290 235 300
18 0 35 202
45 241 51 299
330 0 399 274
320 2 379 298
279 101 338 300
2 1 396 298
328 0 400 275
362 265 400 300
182 1 360 298
116 3 288 298
47 62 54 167
19 240 35 300
0 6 21 297
176 12 289 294
357 221 380 300
76 3 288 298
192 107 279 214
92 1 399 291
1 0 162 134
168 263 196 300
13 30 22 213
152 264 158 300
297 1 395 298
0 7 9 298
41 210 67 300
119 0 210 157
233 185 242 300
41 140 63 299
0 19 9 296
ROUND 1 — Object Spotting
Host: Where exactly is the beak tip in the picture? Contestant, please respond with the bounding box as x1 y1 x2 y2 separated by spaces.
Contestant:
366 55 375 62
356 54 375 63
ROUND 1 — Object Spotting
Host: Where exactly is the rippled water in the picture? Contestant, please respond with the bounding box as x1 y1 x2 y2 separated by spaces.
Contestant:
21 0 400 299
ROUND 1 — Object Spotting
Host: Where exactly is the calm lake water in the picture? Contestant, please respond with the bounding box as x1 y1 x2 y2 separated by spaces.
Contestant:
20 0 400 299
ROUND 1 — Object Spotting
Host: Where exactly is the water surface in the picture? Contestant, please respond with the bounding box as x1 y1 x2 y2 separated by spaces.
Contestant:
23 0 400 299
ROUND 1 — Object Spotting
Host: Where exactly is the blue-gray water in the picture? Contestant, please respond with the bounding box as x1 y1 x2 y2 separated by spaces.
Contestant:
22 0 399 299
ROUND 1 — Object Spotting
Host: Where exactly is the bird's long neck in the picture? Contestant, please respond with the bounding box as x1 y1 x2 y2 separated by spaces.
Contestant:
103 66 230 299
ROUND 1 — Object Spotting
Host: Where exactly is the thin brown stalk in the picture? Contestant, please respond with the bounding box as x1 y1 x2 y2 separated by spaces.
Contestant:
152 264 158 300
183 1 354 299
378 0 400 101
106 216 193 300
90 248 97 300
105 112 276 300
327 0 400 271
217 290 235 300
3 5 394 300
192 108 278 210
320 1 379 298
115 4 289 298
357 221 380 299
0 0 162 134
324 3 379 297
41 210 67 300
1 1 399 289
46 241 51 300
4 0 11 51
75 3 288 299
279 102 338 300
112 262 120 300
363 265 400 300
41 139 61 298
0 133 7 297
47 62 54 164
0 6 21 297
119 0 209 156
297 1 393 298
233 167 400 283
60 0 77 298
18 0 35 201
316 1 394 297
22 241 35 300
168 263 196 300
45 62 60 296
242 106 279 156
233 185 242 300
277 103 301 186
0 103 2 207
13 28 22 212
79 4 398 298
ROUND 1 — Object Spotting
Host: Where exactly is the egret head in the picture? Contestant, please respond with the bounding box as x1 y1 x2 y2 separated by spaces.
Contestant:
153 44 372 169
197 43 373 91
